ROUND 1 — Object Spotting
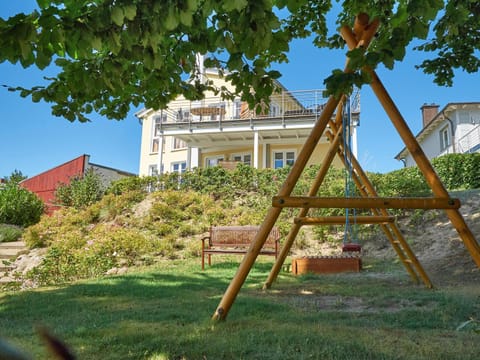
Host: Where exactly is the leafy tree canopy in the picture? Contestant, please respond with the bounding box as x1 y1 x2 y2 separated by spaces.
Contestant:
0 0 478 122
3 169 27 185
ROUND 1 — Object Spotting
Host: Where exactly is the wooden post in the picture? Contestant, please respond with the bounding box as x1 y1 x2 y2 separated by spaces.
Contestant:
341 25 480 268
212 96 342 320
264 101 346 289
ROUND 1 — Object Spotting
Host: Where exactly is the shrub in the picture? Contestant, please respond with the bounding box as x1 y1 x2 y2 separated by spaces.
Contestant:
55 169 105 209
432 153 480 189
0 224 23 242
0 184 44 227
107 175 159 195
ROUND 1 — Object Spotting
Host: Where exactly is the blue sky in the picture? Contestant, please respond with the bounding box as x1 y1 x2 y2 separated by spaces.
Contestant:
1 2 478 179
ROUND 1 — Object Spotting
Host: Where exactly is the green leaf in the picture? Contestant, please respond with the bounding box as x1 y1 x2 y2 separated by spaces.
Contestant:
91 36 102 50
223 0 248 12
179 11 193 27
31 91 42 103
123 5 137 21
36 0 50 9
164 7 179 31
111 7 124 27
35 51 51 69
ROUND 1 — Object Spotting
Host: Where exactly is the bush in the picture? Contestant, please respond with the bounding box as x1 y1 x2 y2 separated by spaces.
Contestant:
0 224 23 242
107 175 159 195
55 169 105 209
432 153 480 189
0 184 44 227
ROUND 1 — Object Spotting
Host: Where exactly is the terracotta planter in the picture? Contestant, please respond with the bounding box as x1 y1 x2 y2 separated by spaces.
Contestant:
292 256 362 275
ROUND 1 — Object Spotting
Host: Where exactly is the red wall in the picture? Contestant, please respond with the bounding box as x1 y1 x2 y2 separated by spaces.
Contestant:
21 155 88 213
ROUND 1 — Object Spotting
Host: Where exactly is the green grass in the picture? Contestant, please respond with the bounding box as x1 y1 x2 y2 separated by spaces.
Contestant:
1 258 479 359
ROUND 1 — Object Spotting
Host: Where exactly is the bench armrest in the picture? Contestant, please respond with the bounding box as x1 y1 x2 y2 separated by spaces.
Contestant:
201 236 211 247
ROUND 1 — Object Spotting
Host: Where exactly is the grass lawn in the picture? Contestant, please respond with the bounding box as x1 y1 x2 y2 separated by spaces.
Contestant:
1 257 479 359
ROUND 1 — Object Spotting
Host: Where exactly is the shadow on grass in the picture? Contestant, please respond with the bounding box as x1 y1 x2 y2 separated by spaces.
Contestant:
1 260 479 360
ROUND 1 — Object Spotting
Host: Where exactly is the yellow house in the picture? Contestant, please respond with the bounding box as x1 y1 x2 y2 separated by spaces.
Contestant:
136 68 359 176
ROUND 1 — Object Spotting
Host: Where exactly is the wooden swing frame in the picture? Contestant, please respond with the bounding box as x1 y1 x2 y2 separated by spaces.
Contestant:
211 13 480 321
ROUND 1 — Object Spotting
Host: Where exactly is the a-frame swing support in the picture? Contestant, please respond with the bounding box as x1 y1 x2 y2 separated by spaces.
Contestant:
212 14 480 321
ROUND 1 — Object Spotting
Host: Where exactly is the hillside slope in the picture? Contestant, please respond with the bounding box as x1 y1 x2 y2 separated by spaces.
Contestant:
3 190 480 288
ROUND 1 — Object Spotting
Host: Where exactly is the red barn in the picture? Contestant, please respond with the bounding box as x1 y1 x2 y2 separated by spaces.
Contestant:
20 154 135 214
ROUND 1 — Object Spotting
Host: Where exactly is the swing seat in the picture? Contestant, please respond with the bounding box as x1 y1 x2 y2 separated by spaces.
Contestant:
342 243 362 253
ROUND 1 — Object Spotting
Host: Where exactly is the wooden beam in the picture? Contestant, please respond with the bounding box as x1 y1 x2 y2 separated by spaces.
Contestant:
273 196 461 210
341 23 480 269
295 215 395 225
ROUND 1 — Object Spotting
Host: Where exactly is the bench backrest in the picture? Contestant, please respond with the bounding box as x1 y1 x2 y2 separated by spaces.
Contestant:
210 225 279 248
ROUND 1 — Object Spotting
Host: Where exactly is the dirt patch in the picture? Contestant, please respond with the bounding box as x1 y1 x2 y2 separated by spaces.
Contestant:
290 190 480 286
274 292 437 314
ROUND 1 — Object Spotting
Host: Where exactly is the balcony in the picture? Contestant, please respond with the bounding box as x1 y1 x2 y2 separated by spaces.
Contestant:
149 89 359 149
457 125 480 154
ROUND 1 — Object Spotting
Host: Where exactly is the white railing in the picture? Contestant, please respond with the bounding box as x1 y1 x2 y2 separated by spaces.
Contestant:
153 89 329 125
456 126 480 153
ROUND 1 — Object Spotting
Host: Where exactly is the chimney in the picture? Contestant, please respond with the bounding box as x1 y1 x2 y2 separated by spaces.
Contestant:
421 103 439 128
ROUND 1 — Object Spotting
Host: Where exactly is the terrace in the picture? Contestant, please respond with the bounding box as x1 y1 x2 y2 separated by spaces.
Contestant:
148 89 359 149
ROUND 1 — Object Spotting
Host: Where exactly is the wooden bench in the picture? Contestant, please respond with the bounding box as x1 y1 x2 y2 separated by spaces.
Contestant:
201 225 280 270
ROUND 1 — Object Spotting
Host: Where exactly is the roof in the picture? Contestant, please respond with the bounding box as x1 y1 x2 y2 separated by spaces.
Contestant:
394 102 480 160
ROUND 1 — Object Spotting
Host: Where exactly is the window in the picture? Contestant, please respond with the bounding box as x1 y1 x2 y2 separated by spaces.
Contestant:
208 103 225 121
175 108 190 122
273 151 295 169
148 165 159 176
440 126 450 151
152 112 167 153
171 162 187 174
206 156 224 167
151 138 159 153
232 153 252 166
233 100 242 119
269 102 280 117
153 112 167 136
151 138 165 153
173 137 187 150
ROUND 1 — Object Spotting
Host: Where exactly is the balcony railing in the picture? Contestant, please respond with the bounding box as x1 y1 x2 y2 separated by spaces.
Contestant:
152 89 360 133
456 126 480 154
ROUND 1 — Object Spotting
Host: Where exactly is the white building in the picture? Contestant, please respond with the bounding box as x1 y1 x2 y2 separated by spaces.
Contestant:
395 102 480 167
137 67 360 177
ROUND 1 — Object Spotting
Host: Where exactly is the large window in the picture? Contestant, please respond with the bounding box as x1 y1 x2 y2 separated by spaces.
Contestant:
206 156 224 167
273 151 295 169
233 100 242 119
151 138 159 153
151 112 167 153
269 102 280 117
440 126 450 151
232 153 252 166
151 138 165 154
148 164 162 176
171 162 187 174
153 113 167 136
172 137 187 150
175 108 190 122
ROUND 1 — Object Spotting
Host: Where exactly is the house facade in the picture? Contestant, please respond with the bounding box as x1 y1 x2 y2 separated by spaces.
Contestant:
395 102 480 167
137 69 360 176
20 154 135 213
